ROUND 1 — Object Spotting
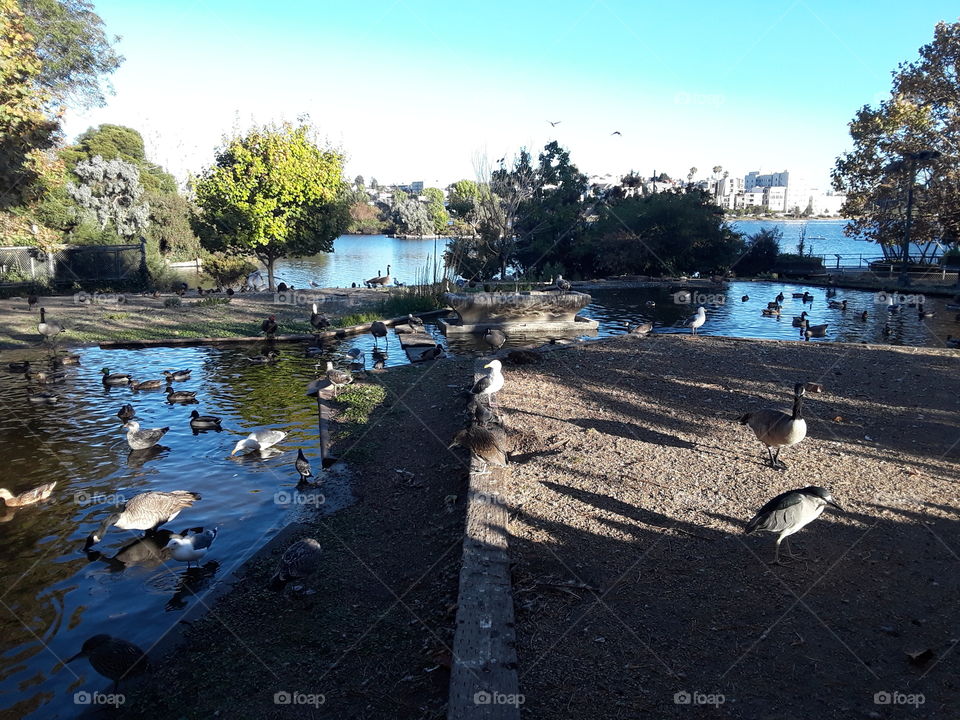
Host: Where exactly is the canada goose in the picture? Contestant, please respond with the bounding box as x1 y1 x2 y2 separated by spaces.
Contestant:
449 425 508 474
130 380 163 391
379 265 392 287
165 386 198 403
484 328 506 353
368 265 392 287
365 269 382 288
37 308 64 342
162 369 191 382
7 360 30 372
685 306 706 334
800 320 828 340
507 349 540 364
325 361 353 397
189 410 222 430
370 320 388 348
775 292 785 303
470 359 504 403
123 420 169 450
625 321 653 336
84 490 201 549
65 635 150 691
310 304 330 332
269 537 322 590
739 382 807 470
231 429 287 456
741 295 749 302
117 404 136 421
101 368 132 386
761 306 781 317
746 486 842 564
165 528 218 567
295 449 313 482
0 481 56 507
791 311 809 327
860 311 868 321
261 315 278 336
828 299 847 310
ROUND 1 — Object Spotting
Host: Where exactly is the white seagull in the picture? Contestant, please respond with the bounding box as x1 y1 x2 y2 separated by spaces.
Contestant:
685 306 706 335
165 528 218 567
231 429 287 456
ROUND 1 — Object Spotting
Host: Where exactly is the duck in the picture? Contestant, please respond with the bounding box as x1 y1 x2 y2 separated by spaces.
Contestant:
117 404 136 421
0 481 56 507
827 299 847 310
101 368 132 386
800 320 828 339
295 449 313 482
51 353 81 366
483 328 507 353
247 351 279 364
165 387 198 403
791 311 808 327
625 321 653 336
370 320 388 348
165 528 218 567
189 410 222 430
422 343 444 361
28 391 59 404
162 369 191 382
685 306 707 334
7 360 31 372
860 310 868 321
325 361 353 397
741 295 749 302
269 537 322 590
37 308 64 342
261 315 278 336
448 425 508 474
84 490 201 549
406 313 425 331
310 304 330 332
130 379 163 391
231 429 287 456
26 369 66 384
123 420 169 450
65 635 150 692
739 382 807 470
761 306 781 317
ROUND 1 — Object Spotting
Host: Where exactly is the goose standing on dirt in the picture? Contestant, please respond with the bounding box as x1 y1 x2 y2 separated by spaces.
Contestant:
295 449 313 482
470 359 504 404
84 490 201 549
165 528 218 568
65 635 150 691
269 537 322 590
231 429 287 456
0 481 56 507
739 382 807 470
123 420 169 450
310 304 330 332
745 486 842 564
101 368 132 386
483 328 506 353
189 410 222 430
685 306 706 335
37 308 64 343
370 320 388 349
325 361 353 397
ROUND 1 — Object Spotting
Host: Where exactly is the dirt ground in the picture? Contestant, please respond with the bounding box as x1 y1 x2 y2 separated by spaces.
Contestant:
0 287 391 349
496 334 959 719
115 357 476 719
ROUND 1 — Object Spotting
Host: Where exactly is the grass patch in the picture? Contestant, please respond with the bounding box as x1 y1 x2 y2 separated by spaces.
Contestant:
194 296 231 307
336 384 387 424
104 312 131 321
335 312 381 328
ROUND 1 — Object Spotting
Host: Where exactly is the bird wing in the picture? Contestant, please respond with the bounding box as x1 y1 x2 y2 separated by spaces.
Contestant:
252 429 286 448
470 375 492 395
134 427 168 444
127 490 199 518
745 491 803 533
190 529 217 550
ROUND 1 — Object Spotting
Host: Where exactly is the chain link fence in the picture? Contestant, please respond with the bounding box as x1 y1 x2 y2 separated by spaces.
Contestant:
0 242 145 290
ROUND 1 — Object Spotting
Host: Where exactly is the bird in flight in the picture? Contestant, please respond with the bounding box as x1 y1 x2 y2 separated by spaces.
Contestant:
611 131 622 135
548 120 561 127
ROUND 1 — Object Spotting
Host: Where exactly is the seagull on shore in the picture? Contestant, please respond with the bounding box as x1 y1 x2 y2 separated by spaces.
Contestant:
231 429 287 456
685 306 706 335
470 359 504 405
745 486 842 564
269 538 322 590
165 528 218 567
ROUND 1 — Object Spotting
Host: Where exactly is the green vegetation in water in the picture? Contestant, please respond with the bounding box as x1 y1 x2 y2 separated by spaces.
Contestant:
336 384 387 425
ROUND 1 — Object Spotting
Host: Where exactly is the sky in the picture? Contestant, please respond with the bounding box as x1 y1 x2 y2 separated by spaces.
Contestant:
62 0 959 191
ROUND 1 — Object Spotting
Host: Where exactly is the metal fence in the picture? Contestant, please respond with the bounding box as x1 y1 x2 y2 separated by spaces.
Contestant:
0 242 145 287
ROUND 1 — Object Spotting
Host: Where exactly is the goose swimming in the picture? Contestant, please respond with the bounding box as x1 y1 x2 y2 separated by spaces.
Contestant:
0 481 56 507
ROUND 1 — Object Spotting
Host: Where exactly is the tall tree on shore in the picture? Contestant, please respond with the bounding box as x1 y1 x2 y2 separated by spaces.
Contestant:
191 122 350 291
832 20 960 254
67 155 150 239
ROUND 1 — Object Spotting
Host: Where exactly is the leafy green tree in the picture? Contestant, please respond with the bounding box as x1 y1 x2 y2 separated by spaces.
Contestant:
191 122 350 291
354 174 364 189
393 194 432 236
0 0 59 208
19 0 123 110
832 20 960 253
144 190 200 259
60 124 177 193
447 179 479 218
734 226 780 276
423 187 449 234
67 155 149 239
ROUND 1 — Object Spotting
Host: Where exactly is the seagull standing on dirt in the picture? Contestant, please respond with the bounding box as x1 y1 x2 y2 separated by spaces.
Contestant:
745 486 842 564
470 359 504 405
685 306 706 335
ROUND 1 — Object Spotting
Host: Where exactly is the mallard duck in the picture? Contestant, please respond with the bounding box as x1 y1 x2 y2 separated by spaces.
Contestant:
84 490 201 549
50 353 81 366
130 380 163 391
0 481 56 507
26 369 66 384
553 275 571 291
189 410 221 429
29 390 58 404
101 368 132 386
65 635 150 692
231 429 287 455
248 351 279 364
406 313 425 331
644 300 656 309
269 537 322 590
7 360 31 372
162 369 191 382
739 383 807 470
123 420 169 450
165 387 197 403
165 528 218 567
117 404 136 421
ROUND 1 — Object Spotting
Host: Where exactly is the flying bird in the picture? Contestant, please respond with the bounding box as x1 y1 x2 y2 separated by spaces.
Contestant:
611 131 621 135
548 120 561 127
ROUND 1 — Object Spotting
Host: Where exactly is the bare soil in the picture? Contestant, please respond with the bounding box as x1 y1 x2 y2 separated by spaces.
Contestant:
496 334 959 719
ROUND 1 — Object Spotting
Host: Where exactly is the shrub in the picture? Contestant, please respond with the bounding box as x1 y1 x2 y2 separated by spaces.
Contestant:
163 296 182 308
203 252 256 287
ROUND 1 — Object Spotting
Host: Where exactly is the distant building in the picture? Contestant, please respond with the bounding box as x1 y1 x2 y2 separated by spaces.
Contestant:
410 181 424 193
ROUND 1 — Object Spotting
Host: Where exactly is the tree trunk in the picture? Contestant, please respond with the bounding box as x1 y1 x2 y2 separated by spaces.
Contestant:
266 256 276 292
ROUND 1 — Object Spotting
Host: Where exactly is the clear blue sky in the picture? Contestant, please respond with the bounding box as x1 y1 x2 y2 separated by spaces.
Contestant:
63 0 959 189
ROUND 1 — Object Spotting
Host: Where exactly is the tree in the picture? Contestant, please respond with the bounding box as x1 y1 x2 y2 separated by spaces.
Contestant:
687 166 698 186
144 190 200 259
423 187 449 234
0 0 59 208
832 20 960 257
19 0 123 110
393 194 432 236
354 174 364 189
67 155 149 239
191 122 350 291
734 227 780 276
60 124 177 193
